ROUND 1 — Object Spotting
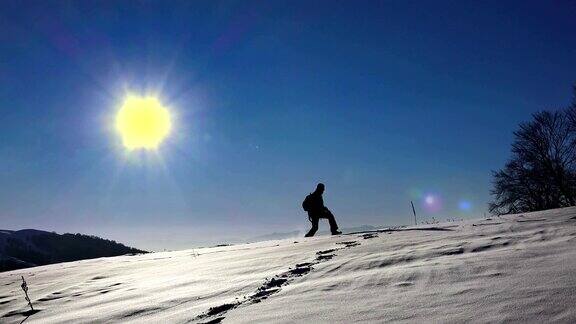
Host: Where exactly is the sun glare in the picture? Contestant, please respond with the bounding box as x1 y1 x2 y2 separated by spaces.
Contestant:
116 95 172 150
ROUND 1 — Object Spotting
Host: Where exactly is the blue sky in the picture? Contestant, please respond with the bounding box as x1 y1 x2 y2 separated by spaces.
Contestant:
1 1 575 250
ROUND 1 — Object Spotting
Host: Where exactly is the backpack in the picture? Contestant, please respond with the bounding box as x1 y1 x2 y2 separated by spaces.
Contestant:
302 193 313 212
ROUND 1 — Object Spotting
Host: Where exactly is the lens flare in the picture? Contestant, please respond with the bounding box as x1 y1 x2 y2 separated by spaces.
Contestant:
408 188 424 200
458 200 472 211
422 193 442 213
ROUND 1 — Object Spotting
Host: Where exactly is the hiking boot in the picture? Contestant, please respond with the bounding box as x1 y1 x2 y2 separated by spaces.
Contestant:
331 230 342 235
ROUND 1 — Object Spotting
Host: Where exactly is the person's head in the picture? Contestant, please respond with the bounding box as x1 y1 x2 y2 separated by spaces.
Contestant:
315 183 325 194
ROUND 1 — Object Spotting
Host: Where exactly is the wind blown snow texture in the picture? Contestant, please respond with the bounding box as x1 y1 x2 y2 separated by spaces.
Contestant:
1 207 575 323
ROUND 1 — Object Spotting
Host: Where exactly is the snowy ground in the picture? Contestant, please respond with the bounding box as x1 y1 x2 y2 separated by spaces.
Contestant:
1 207 575 323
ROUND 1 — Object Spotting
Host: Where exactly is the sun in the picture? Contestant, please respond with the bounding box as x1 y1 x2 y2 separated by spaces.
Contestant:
115 95 172 150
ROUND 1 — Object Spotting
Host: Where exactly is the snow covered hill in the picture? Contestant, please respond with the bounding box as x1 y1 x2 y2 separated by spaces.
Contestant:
1 207 575 323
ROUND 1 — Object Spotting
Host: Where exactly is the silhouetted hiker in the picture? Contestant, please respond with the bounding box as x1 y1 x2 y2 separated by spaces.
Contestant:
302 183 342 237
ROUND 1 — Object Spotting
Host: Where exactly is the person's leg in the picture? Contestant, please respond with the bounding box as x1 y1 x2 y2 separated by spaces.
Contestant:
323 208 340 234
305 215 319 237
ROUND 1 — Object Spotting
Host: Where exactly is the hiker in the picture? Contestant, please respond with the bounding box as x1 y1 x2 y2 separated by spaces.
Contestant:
302 183 342 237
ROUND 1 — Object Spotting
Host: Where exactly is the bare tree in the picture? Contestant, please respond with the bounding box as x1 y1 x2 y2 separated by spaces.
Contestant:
490 88 576 215
567 85 576 136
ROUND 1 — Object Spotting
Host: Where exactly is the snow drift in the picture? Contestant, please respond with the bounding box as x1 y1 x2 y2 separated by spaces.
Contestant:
1 207 575 323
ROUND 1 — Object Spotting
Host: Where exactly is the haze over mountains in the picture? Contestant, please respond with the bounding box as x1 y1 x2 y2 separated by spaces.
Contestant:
246 225 380 243
0 224 383 270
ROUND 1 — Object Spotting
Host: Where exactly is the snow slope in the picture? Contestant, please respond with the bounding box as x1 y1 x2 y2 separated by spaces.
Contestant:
1 207 575 323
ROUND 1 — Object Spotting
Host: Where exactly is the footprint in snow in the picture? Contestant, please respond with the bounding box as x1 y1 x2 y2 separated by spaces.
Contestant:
337 241 361 248
196 239 364 322
316 254 335 261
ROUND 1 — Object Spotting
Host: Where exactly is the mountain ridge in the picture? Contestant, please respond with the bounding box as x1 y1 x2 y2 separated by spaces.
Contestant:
0 229 147 272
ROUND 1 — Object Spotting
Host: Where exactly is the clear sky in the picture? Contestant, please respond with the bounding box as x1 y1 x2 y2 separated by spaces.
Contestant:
1 1 575 250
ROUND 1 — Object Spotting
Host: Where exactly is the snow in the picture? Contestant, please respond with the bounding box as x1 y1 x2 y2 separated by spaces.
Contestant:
1 207 576 323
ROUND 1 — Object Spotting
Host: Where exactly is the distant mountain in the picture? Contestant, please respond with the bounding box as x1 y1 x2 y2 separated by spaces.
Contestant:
248 231 302 242
246 225 382 243
0 229 147 272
